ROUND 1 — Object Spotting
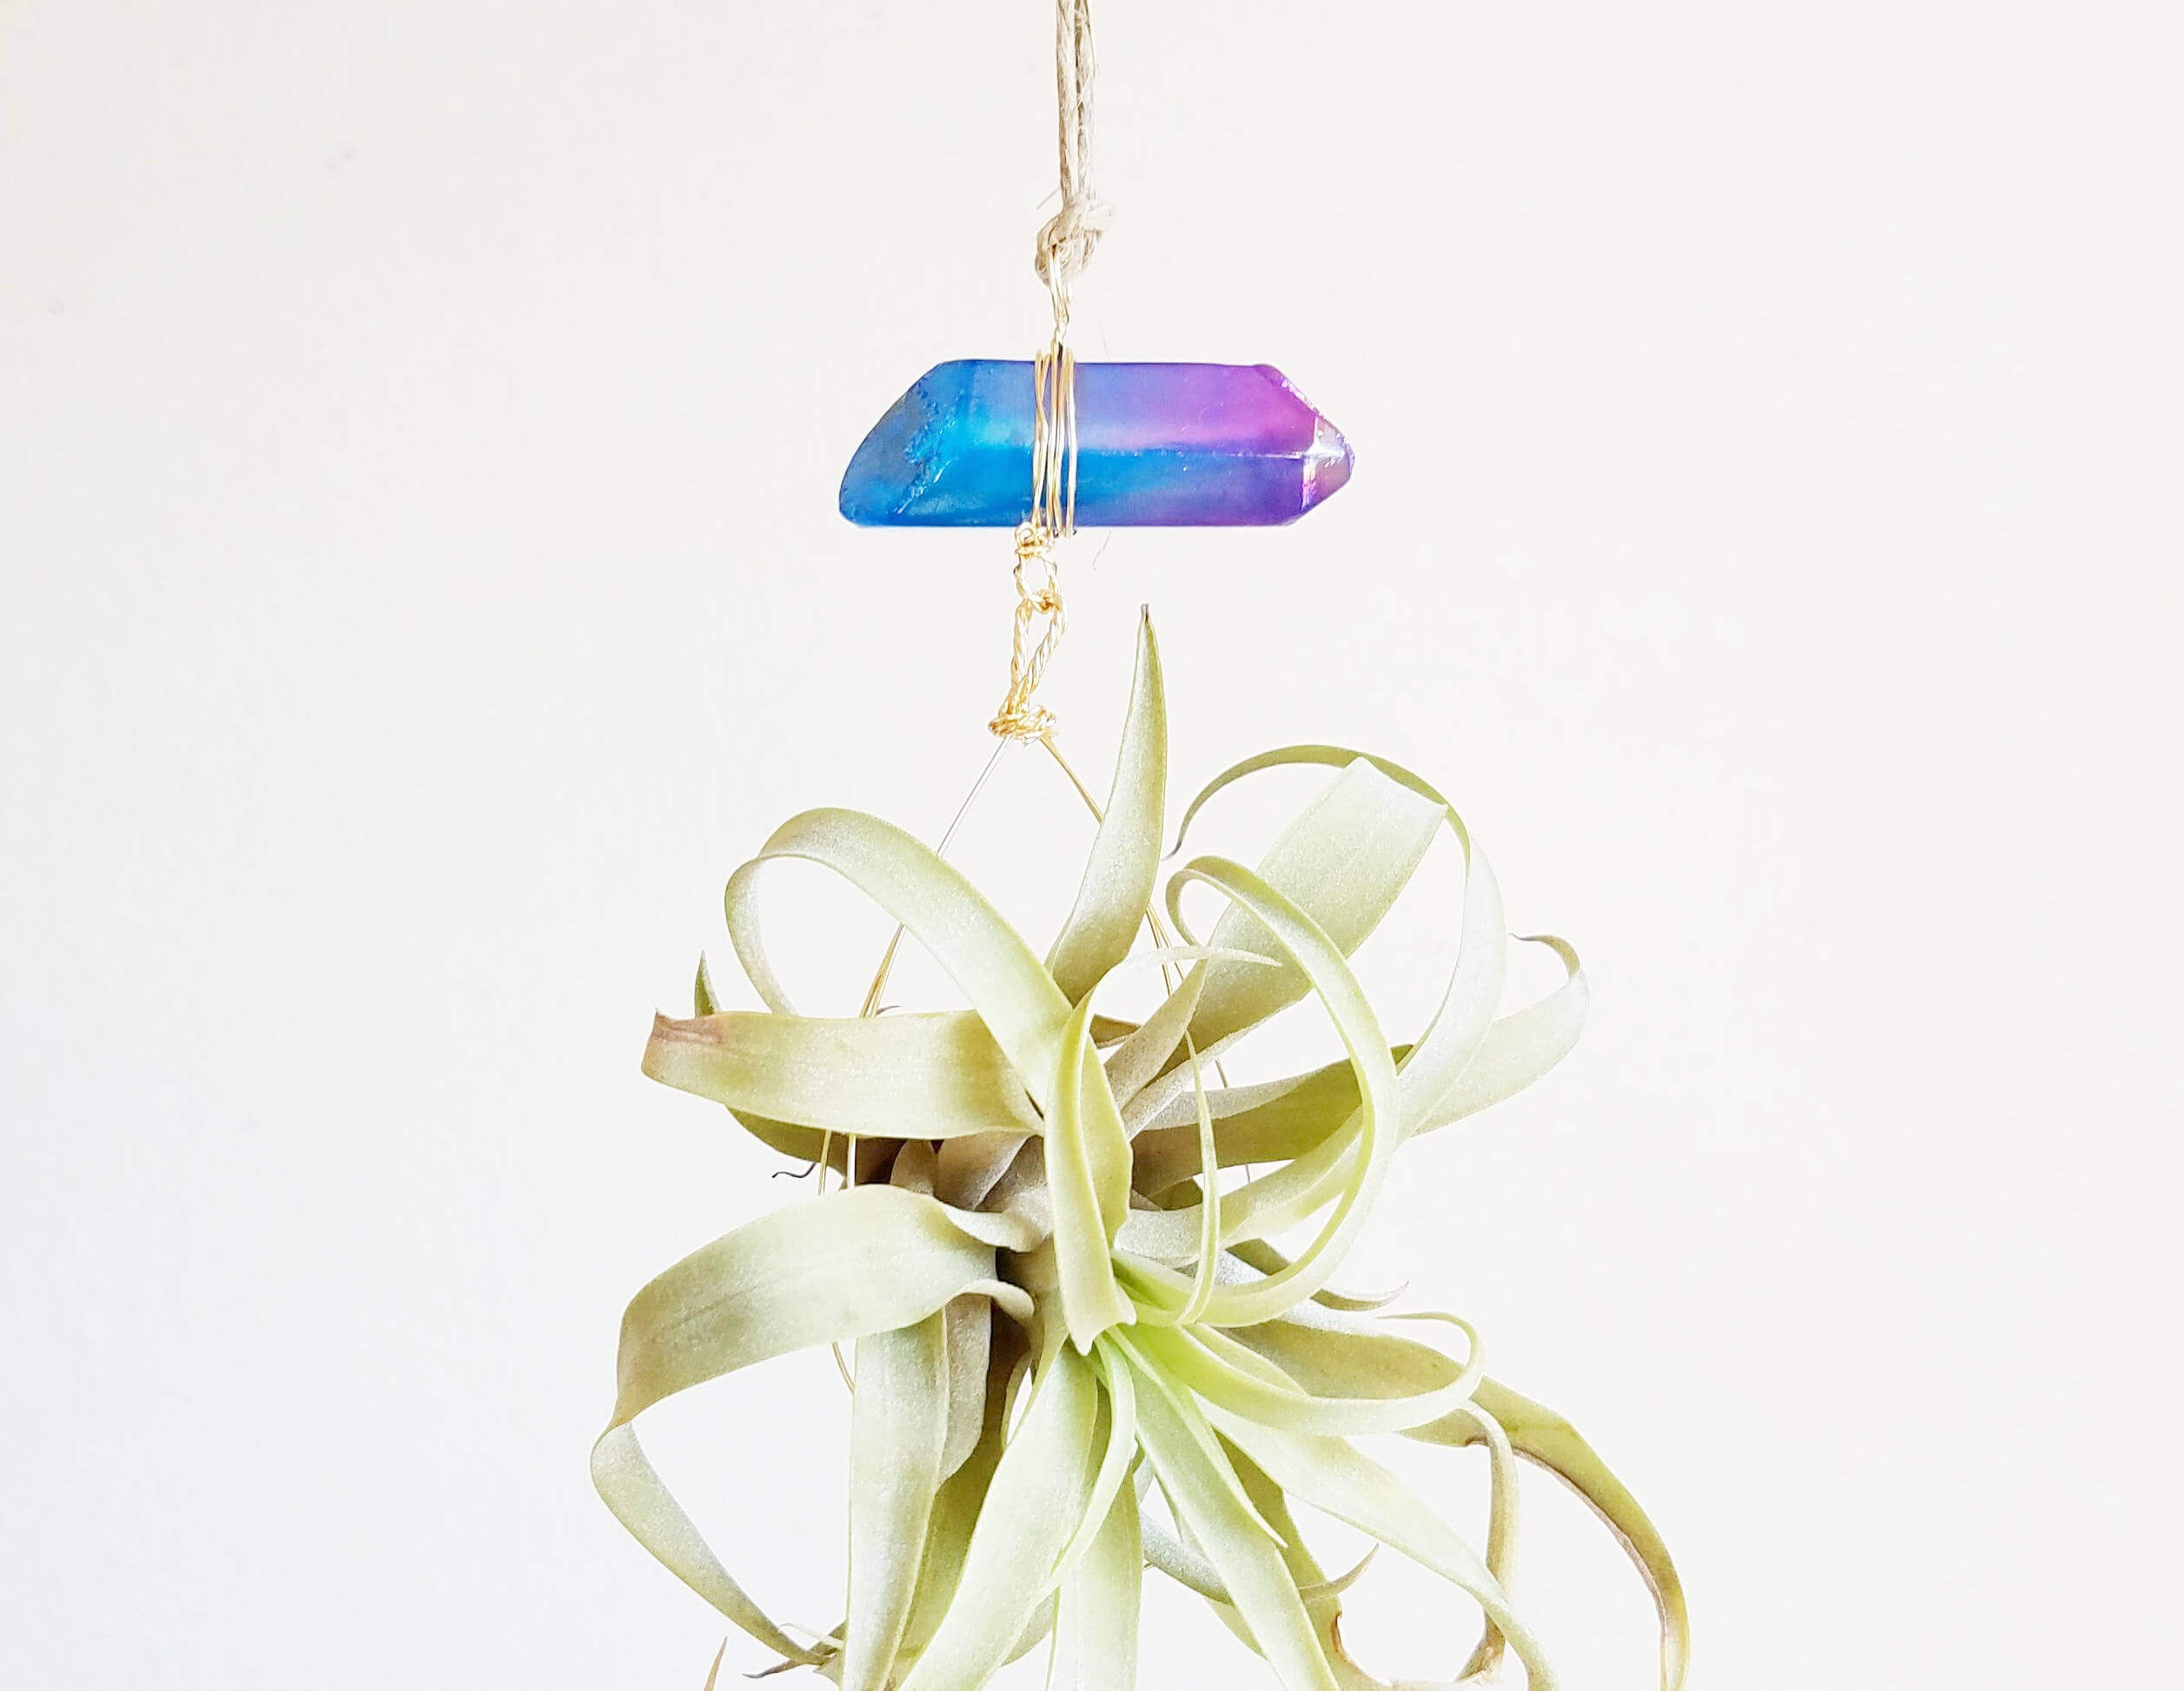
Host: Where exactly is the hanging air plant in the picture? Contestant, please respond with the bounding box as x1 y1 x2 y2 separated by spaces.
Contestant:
594 0 1682 1681
594 616 1686 1691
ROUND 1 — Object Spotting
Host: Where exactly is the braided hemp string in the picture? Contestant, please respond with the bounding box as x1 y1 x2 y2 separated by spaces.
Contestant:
990 0 1108 742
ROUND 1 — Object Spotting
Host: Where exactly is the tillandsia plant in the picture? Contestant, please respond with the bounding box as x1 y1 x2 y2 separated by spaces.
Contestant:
595 614 1687 1691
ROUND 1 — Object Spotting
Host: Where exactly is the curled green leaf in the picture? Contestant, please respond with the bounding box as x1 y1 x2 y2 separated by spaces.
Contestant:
1464 1377 1689 1691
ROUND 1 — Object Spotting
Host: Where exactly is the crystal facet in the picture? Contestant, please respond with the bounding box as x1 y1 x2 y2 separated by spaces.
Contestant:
838 360 1353 527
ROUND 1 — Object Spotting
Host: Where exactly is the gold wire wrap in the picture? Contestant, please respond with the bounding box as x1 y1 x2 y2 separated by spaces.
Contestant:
989 333 1081 741
1031 338 1078 540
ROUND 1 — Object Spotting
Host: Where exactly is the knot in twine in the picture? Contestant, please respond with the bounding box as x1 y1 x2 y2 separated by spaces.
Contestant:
1031 0 1108 305
1034 196 1109 301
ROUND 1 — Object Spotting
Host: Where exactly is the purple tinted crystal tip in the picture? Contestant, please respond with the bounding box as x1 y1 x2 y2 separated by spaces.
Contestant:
838 360 1353 527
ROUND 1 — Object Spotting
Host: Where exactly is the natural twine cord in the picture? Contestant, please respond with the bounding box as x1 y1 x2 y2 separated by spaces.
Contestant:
1033 0 1108 304
990 0 1107 742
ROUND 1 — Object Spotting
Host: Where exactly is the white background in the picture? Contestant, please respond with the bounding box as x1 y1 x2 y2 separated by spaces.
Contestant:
3 2 2180 1686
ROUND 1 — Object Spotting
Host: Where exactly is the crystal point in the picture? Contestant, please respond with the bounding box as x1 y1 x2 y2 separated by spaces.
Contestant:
839 360 1353 527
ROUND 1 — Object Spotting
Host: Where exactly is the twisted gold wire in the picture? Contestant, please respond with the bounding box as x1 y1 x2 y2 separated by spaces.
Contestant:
989 340 1078 741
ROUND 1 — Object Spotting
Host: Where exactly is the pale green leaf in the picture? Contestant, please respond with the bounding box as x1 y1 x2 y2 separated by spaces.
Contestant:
1128 1060 1334 1137
1165 743 1520 1134
843 1311 950 1691
1231 1305 1477 1410
1113 1018 1279 1138
591 1186 999 1658
590 1432 823 1667
1164 745 1594 1159
1206 1411 1559 1691
1227 1238 1406 1313
1137 1514 1230 1603
1009 1594 1060 1665
1047 1483 1141 1691
1224 1307 1542 1680
1124 1071 1393 1272
601 1184 999 1430
1104 945 1285 1128
901 1334 1020 1661
1105 1330 1279 1536
939 1295 992 1481
1129 1362 1339 1691
1168 745 1451 857
1164 874 1388 1301
899 1349 1102 1691
1071 941 1272 1180
1047 993 1136 1351
1175 1036 1223 1324
724 808 1074 1110
1048 610 1168 1003
1053 1346 1139 1583
715 1107 885 1179
1129 1060 1367 1195
645 1010 1038 1139
1102 967 1204 1109
1413 939 1587 1136
1142 1515 1373 1609
934 1132 1031 1212
1132 928 1585 1187
1226 1446 1348 1680
1435 1402 1519 1684
1175 759 1443 1053
1135 857 1399 1322
1458 1378 1688 1691
1131 1321 1479 1437
891 1139 938 1196
1049 947 1266 1351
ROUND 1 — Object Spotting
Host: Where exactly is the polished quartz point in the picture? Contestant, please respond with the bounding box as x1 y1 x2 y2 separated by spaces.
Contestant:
838 360 1353 527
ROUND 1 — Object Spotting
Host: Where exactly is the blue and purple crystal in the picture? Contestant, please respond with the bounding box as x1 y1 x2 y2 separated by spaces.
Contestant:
839 360 1353 527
